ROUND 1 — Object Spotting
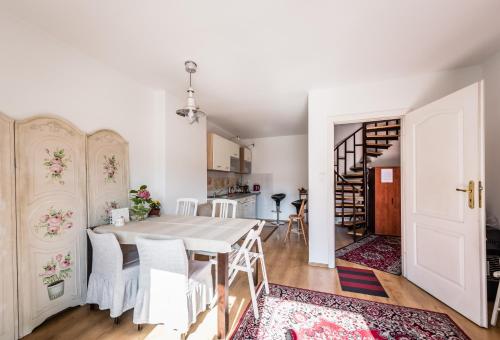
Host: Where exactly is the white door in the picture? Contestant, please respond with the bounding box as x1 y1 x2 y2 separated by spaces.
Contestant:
0 113 17 340
403 82 486 326
16 116 88 336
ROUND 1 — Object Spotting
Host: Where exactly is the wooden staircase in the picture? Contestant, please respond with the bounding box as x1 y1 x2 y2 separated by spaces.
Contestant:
334 119 400 240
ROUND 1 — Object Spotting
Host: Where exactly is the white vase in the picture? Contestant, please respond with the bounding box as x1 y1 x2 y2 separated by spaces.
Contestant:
47 280 65 300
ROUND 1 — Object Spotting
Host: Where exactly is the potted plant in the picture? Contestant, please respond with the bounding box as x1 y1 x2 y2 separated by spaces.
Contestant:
129 185 152 221
39 252 72 301
149 200 161 217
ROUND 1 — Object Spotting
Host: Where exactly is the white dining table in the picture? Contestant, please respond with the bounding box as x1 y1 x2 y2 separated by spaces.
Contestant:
93 214 260 339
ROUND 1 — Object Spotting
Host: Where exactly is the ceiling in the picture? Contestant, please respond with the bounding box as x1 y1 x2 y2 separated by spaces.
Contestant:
3 0 500 138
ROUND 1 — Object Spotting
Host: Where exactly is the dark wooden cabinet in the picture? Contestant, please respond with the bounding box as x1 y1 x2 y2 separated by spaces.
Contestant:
369 167 401 236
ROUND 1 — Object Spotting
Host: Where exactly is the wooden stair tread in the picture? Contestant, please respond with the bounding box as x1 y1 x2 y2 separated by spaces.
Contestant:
366 151 383 157
336 203 364 208
365 142 392 149
335 211 364 217
365 124 400 132
342 172 363 178
337 220 366 227
336 187 363 192
347 230 366 236
365 134 400 140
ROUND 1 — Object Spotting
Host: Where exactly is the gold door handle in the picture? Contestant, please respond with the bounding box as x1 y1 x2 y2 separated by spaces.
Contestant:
479 181 484 209
456 180 475 209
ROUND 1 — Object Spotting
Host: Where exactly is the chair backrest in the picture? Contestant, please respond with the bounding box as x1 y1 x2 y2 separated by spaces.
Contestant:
87 229 123 277
176 198 199 216
136 238 189 280
298 199 307 217
230 220 266 268
135 238 189 325
211 199 237 218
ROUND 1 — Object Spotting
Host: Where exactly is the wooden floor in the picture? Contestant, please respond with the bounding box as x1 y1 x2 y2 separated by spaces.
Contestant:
24 225 500 339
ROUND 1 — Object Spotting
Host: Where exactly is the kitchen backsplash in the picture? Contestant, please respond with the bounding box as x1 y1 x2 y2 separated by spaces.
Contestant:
207 171 242 195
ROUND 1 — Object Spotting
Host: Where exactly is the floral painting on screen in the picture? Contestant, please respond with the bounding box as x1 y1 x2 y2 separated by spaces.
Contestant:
35 207 74 237
103 155 119 183
44 148 71 184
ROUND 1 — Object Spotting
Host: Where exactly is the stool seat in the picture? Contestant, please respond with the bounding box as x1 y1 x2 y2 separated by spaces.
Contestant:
271 194 286 202
291 199 307 214
271 193 286 226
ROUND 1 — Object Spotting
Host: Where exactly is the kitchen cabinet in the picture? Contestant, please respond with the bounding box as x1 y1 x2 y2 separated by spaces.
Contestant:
207 133 241 172
239 147 252 174
235 195 257 219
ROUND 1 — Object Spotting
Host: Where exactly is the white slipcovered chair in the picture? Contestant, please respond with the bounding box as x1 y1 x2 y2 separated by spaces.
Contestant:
211 199 237 218
193 199 238 261
133 238 213 337
176 198 199 216
86 229 139 321
228 220 269 318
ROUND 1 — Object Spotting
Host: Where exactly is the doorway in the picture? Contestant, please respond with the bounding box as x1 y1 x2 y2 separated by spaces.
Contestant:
328 82 487 327
334 119 402 275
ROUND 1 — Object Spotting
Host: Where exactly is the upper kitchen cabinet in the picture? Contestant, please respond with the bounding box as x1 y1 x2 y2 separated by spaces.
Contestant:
208 133 240 172
240 147 252 174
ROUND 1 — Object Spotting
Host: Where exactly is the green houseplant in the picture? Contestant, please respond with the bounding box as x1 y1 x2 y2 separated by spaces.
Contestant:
129 185 152 221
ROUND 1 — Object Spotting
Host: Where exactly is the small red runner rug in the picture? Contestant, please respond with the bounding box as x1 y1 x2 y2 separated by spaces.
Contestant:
336 235 402 275
230 283 469 339
337 265 388 297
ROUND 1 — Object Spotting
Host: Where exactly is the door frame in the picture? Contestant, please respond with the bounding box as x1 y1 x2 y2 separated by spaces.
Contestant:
328 108 407 270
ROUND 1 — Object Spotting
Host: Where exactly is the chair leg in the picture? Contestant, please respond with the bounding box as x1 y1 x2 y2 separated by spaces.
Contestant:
491 279 500 326
299 219 308 246
137 324 143 331
284 219 292 243
257 238 270 295
245 253 259 319
113 316 120 325
89 303 97 311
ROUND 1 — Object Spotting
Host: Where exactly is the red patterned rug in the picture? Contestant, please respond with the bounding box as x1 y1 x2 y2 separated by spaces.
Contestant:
336 235 401 275
230 283 469 339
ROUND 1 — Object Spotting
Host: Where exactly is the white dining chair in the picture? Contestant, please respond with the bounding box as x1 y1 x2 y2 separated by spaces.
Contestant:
133 238 213 338
491 270 500 326
228 220 269 319
194 199 238 261
211 199 237 218
176 198 199 216
86 229 139 322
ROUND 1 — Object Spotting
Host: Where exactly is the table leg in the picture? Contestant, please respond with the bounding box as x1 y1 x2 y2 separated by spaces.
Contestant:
217 253 229 339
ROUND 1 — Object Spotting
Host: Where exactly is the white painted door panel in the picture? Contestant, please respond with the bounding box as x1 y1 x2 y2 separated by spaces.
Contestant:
403 82 486 326
16 117 87 336
0 113 17 340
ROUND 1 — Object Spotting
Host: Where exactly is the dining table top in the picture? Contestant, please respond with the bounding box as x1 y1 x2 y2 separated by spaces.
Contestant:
93 214 260 253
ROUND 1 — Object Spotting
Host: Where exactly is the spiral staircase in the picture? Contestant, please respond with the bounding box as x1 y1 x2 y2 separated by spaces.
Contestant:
335 119 400 240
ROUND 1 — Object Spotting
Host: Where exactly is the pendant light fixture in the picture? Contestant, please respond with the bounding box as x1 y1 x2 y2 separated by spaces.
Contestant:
176 60 206 124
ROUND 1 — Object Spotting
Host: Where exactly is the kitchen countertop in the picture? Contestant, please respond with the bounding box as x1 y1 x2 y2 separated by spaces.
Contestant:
207 192 261 200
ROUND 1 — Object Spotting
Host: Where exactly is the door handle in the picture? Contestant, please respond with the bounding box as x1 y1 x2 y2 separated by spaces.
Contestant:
456 180 474 209
478 181 484 209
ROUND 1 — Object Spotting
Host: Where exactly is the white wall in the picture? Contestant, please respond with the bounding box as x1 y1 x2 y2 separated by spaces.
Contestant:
308 66 483 266
483 51 500 225
0 11 208 212
242 135 308 220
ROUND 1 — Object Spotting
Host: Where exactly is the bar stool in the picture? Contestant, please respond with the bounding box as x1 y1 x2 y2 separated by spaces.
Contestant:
271 193 286 225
